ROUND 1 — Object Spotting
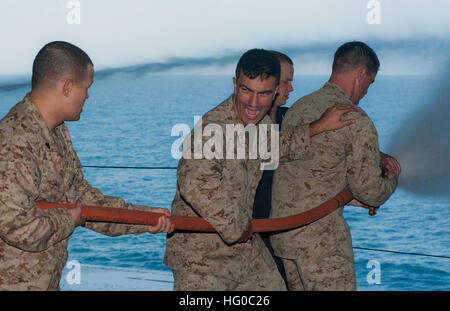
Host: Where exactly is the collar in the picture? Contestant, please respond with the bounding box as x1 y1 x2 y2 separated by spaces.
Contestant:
21 94 65 152
323 81 351 101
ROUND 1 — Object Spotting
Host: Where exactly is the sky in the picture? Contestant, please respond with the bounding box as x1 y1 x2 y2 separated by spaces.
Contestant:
0 0 449 76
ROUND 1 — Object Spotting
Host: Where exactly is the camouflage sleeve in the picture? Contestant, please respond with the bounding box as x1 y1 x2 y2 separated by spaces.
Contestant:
69 161 150 237
177 157 250 244
0 147 74 252
279 124 312 161
346 113 397 206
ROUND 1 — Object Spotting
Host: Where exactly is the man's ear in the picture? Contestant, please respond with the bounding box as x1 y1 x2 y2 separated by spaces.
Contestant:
232 77 237 94
62 79 73 97
273 84 280 100
355 66 367 82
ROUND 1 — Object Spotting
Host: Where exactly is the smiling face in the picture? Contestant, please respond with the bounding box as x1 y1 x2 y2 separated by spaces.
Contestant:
273 61 294 108
233 73 278 125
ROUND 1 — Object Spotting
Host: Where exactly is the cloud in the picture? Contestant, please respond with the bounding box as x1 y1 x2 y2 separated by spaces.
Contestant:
0 0 448 75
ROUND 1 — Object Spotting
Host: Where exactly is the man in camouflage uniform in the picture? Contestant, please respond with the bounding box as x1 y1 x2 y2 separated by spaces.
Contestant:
0 41 173 290
164 49 356 291
271 41 401 290
253 51 295 284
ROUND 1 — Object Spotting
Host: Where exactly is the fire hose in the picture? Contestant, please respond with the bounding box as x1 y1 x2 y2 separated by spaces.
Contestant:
35 189 371 233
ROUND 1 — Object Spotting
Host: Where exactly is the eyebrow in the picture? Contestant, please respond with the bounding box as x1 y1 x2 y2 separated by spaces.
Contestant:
239 83 274 94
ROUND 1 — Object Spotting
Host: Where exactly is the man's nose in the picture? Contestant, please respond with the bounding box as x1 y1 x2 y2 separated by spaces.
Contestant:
249 93 258 107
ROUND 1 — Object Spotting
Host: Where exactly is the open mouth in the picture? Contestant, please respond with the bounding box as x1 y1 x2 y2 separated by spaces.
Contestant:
244 107 261 120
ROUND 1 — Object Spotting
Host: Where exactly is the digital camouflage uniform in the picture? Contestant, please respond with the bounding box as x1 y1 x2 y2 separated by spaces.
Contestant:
271 82 397 291
0 95 152 290
164 95 313 291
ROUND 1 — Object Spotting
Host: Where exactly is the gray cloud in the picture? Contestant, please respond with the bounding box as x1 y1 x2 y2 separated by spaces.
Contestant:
0 0 449 76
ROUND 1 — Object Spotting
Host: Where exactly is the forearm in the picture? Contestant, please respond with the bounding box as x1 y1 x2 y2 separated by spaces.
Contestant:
309 119 325 137
72 177 149 236
0 185 75 252
279 124 312 161
177 158 250 244
0 205 75 252
350 171 398 207
279 116 347 162
0 156 75 252
80 189 150 236
347 116 398 206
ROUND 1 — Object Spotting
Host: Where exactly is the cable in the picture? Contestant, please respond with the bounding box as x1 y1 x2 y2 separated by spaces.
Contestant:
353 246 450 260
80 164 450 261
83 165 177 170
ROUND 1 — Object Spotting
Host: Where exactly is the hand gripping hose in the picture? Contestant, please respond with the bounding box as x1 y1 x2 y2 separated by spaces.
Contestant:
36 189 353 233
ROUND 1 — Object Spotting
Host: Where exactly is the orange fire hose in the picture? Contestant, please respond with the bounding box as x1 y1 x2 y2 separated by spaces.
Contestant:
36 189 356 232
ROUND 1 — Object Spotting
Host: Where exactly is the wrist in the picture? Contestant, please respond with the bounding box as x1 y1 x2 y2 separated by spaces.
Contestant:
309 120 324 137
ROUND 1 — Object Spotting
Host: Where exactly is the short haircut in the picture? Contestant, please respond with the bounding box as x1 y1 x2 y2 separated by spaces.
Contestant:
270 50 293 66
235 49 280 85
332 41 380 75
32 41 93 89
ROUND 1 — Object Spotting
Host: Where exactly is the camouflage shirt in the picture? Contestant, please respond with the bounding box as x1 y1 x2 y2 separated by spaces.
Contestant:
164 95 312 282
0 95 150 290
271 82 398 258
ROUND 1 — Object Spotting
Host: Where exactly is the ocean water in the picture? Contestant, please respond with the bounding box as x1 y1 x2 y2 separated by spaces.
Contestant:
0 72 448 291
